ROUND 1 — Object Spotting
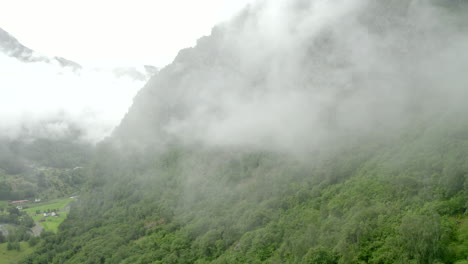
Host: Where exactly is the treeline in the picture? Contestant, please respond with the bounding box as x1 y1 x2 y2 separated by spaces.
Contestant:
0 137 92 175
0 207 34 227
23 116 467 263
0 136 92 201
0 207 36 249
0 168 87 201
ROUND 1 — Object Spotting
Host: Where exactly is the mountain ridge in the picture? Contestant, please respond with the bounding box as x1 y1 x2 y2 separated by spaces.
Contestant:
0 27 82 71
0 27 158 79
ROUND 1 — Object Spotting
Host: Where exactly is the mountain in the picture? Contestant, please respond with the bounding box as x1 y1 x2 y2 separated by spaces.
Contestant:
0 27 158 79
24 1 468 263
114 0 468 150
0 27 82 71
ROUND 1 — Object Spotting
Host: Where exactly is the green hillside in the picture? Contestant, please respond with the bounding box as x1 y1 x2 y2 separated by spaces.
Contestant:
25 198 74 233
24 116 467 263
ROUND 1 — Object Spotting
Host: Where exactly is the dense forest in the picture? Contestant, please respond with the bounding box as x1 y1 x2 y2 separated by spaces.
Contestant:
15 0 468 263
23 114 468 263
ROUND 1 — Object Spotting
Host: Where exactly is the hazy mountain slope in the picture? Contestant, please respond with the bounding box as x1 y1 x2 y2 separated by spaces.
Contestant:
26 1 468 263
114 0 468 151
0 26 157 79
0 27 82 71
26 118 468 264
0 27 45 62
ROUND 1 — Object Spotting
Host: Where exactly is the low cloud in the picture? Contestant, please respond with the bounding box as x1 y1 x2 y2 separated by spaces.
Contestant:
0 53 146 142
117 0 468 154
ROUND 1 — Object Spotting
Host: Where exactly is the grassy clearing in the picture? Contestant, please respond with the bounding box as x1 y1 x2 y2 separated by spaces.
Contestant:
0 197 73 233
32 211 70 233
23 198 73 215
23 197 74 233
0 242 35 264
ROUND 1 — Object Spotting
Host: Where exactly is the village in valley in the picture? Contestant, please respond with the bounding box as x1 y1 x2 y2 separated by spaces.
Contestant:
10 198 62 218
0 166 82 263
0 195 75 261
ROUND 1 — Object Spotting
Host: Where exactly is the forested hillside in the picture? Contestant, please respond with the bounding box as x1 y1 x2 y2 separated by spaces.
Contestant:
25 0 467 263
24 115 468 263
0 128 92 262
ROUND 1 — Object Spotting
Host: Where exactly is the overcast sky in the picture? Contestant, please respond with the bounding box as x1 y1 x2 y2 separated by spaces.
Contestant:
0 0 254 67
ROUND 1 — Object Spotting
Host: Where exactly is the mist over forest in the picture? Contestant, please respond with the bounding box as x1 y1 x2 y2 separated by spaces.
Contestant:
1 0 467 263
116 0 468 153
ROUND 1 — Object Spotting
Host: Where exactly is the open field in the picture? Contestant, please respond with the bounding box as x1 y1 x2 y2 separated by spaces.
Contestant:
0 242 35 264
31 211 70 233
23 198 73 215
0 197 74 233
23 197 74 233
